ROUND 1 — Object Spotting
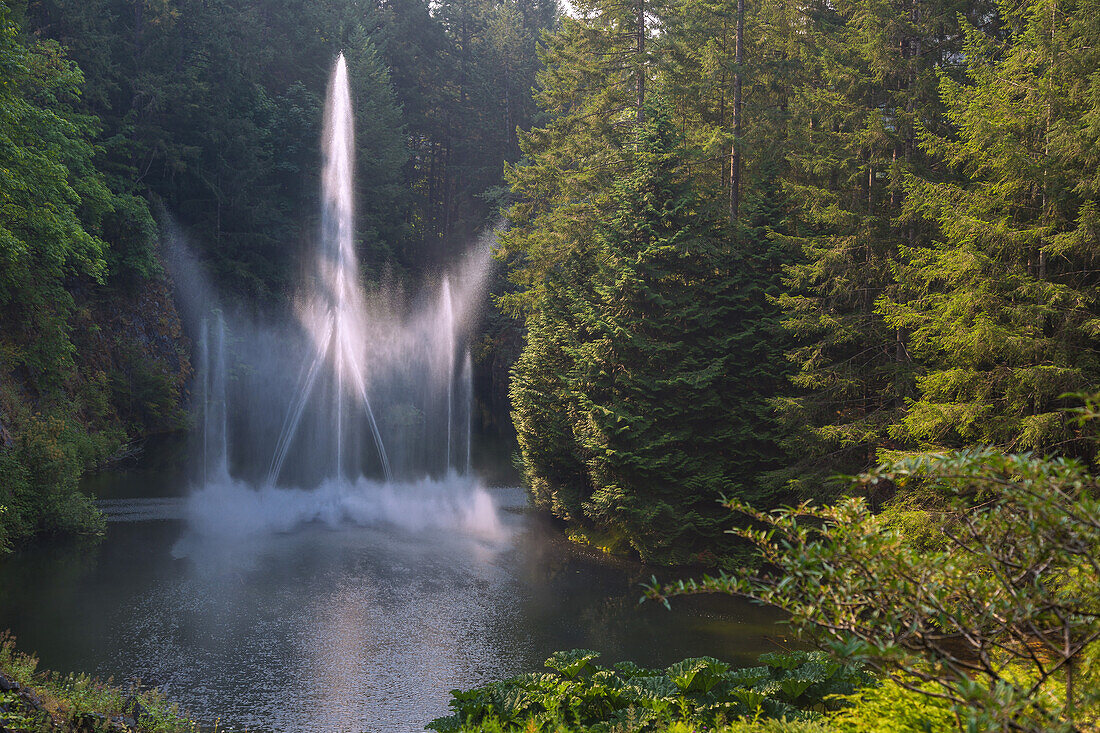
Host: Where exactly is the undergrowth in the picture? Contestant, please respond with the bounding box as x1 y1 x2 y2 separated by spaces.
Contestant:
428 649 873 732
0 632 212 732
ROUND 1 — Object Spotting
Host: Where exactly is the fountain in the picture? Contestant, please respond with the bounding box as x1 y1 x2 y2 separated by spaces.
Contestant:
261 54 394 486
175 53 497 540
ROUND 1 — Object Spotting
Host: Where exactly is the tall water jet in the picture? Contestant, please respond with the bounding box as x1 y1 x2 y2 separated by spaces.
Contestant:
215 313 228 478
200 319 209 483
268 52 392 484
266 321 333 486
200 312 229 483
462 349 472 475
441 277 456 471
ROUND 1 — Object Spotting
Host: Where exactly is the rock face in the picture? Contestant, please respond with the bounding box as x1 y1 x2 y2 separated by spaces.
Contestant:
73 269 192 438
0 674 49 732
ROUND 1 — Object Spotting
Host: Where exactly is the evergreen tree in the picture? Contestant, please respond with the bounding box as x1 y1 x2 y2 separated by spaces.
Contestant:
880 0 1100 458
768 0 980 497
662 0 806 206
25 0 416 297
509 270 594 523
502 0 659 524
499 0 660 313
504 0 790 559
568 99 777 561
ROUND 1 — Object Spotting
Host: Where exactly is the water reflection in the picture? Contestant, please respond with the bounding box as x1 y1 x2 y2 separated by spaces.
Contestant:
0 486 787 732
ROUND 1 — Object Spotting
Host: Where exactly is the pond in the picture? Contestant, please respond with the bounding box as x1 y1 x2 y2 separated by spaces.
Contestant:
0 440 789 733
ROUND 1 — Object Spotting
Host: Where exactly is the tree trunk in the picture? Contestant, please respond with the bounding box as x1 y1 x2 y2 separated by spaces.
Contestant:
868 164 873 213
730 0 744 221
636 0 646 125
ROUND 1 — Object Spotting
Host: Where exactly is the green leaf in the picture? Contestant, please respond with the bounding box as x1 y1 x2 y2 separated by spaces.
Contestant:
544 649 601 680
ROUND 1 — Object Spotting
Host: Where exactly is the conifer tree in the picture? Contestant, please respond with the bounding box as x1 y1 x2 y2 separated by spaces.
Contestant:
880 0 1100 458
509 261 595 522
502 0 657 512
661 0 804 207
498 0 658 307
566 99 777 561
505 0 791 556
768 0 979 496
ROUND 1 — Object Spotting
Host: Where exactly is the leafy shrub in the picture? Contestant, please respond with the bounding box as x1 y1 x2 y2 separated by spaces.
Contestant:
12 413 107 538
667 722 827 733
827 677 957 733
0 633 40 683
0 450 33 551
427 650 871 732
646 448 1100 731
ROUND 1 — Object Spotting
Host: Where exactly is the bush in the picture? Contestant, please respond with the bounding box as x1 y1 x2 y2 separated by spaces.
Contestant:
0 411 107 553
646 448 1100 731
0 450 33 552
827 677 957 733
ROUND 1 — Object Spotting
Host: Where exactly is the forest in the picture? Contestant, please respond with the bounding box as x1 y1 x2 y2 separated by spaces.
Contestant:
503 0 1100 565
1 0 1098 728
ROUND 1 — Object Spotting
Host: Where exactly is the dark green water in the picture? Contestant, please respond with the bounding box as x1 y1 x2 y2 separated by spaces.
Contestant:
0 447 787 733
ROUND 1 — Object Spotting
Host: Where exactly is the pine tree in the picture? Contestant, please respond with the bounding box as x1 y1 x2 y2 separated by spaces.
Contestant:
509 258 595 522
661 0 804 210
501 0 654 513
504 0 792 557
880 0 1100 458
768 0 980 497
566 99 777 561
498 0 657 307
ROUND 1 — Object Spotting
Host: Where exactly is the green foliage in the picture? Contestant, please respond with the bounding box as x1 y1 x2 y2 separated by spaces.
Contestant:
1 412 107 541
566 100 778 560
0 2 181 553
0 450 32 552
0 632 208 732
24 0 552 296
428 650 871 732
509 303 593 523
879 0 1100 458
432 717 829 732
106 342 187 436
507 93 788 563
503 0 1100 565
0 690 46 731
0 7 104 393
826 677 956 733
762 0 989 498
646 448 1100 731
